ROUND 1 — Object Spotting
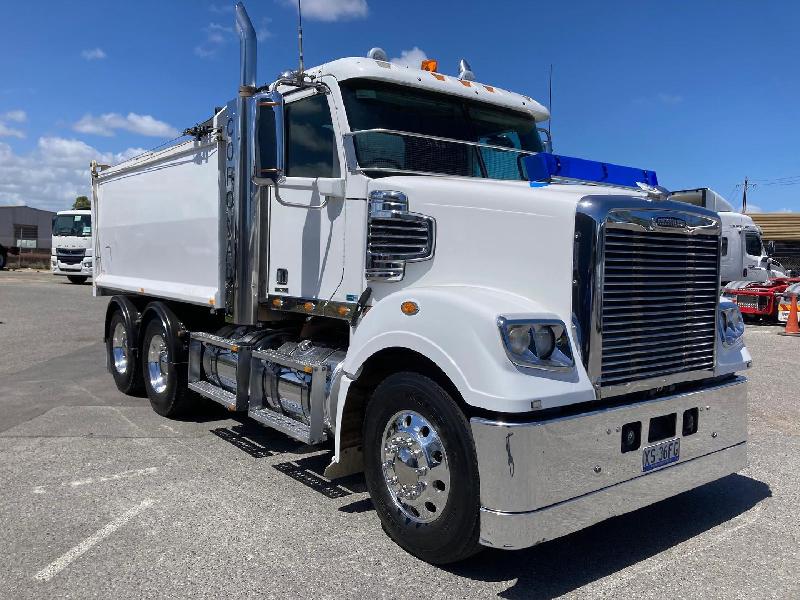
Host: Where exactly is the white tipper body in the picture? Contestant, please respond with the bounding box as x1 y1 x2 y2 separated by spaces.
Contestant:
92 56 751 436
52 209 93 277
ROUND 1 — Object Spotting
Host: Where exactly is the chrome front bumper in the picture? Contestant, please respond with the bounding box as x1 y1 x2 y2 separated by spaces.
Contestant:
471 376 748 550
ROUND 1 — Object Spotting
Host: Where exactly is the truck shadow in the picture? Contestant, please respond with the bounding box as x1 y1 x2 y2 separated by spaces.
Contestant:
446 474 770 599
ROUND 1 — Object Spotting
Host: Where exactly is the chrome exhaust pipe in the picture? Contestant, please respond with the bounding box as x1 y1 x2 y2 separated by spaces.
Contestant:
233 2 259 325
235 2 257 89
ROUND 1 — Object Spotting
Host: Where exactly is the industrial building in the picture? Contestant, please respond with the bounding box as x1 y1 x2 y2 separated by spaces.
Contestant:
0 205 56 251
749 213 800 272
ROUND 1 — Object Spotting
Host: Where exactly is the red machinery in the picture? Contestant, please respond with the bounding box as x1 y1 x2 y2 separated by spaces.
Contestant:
723 277 800 320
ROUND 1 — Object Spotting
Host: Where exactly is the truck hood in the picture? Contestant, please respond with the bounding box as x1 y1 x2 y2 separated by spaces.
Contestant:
366 176 649 323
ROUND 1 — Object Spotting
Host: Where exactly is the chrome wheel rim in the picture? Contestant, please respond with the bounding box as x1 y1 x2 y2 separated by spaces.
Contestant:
111 322 129 375
381 410 451 523
147 333 169 394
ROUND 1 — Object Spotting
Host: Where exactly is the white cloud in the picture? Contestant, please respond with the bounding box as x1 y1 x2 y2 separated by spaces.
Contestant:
256 17 271 41
280 0 367 21
778 208 794 213
0 137 145 211
73 112 180 138
390 47 429 68
81 48 107 61
195 22 234 58
745 203 762 213
0 122 25 138
657 93 683 105
2 110 26 122
0 110 26 138
209 3 234 13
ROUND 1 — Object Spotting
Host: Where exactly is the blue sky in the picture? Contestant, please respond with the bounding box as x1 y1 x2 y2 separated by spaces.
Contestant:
1 0 798 212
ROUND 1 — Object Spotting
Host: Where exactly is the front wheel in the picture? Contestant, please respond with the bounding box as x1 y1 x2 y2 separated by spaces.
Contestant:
363 372 481 565
67 275 88 284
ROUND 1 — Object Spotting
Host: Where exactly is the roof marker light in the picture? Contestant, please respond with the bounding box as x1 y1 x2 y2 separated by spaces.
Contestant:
523 153 658 189
421 59 438 72
430 72 445 81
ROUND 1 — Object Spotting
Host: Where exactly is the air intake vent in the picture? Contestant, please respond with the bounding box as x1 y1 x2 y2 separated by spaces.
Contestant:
366 191 435 281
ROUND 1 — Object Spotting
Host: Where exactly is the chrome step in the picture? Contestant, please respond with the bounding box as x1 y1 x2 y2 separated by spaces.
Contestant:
188 380 237 410
249 407 326 445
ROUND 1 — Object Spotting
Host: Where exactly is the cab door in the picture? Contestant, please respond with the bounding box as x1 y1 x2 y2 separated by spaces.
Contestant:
267 89 347 301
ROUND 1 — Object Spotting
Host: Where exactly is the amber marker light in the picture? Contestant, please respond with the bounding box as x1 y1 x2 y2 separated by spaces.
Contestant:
271 298 284 308
421 59 438 72
401 301 419 316
337 305 351 317
303 302 315 312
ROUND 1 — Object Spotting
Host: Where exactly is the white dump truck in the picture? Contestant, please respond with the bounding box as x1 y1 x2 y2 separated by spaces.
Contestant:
91 3 751 564
51 209 93 283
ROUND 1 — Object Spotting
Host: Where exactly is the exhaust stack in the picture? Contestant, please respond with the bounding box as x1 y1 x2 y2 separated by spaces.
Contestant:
235 2 257 89
232 2 259 325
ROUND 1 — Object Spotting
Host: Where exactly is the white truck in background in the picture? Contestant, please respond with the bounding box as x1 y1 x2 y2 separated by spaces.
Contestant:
90 3 751 564
670 188 785 284
51 209 93 284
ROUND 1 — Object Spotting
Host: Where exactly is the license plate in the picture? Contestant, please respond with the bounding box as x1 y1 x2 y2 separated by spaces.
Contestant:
779 309 789 322
642 438 680 472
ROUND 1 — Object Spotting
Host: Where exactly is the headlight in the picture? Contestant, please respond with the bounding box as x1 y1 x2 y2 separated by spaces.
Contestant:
719 301 745 347
497 317 574 370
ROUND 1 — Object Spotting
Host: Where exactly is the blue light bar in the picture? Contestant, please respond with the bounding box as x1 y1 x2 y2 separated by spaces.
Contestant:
523 153 658 188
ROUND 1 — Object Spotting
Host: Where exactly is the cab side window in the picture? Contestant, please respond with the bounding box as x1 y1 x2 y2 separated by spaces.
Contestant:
721 237 728 256
744 232 762 256
285 93 340 178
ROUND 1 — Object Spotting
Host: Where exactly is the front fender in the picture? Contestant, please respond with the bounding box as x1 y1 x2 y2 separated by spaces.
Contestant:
343 285 596 413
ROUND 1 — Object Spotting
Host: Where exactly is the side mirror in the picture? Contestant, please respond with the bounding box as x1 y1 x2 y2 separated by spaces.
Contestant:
537 127 553 153
253 90 285 185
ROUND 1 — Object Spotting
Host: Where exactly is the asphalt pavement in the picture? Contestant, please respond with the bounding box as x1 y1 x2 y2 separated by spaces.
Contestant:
0 270 797 599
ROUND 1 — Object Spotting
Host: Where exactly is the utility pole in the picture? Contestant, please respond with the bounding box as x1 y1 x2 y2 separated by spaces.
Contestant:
741 176 750 213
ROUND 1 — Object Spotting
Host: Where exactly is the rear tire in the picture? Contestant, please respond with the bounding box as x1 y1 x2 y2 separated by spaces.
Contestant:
141 316 191 418
107 310 144 395
363 372 481 565
67 276 88 284
0 251 6 270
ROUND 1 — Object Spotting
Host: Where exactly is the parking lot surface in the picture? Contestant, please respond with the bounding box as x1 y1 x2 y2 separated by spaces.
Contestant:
0 270 798 599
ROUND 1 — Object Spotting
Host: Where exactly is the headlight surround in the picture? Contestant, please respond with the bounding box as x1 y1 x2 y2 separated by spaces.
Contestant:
718 301 745 347
497 317 574 371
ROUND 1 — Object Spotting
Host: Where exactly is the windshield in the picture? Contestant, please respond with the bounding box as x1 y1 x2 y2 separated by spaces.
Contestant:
340 78 544 180
53 214 91 237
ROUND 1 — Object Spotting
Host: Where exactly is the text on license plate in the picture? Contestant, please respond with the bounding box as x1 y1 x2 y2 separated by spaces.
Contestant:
642 438 680 472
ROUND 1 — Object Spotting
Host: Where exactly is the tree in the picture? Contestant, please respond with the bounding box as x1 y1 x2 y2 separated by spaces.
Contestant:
73 196 90 210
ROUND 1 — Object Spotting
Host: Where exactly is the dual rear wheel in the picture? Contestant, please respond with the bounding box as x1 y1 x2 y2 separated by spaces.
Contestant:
107 304 190 417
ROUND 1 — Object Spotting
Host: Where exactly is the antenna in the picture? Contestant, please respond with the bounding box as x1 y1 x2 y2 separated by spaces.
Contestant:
297 0 304 75
548 64 553 140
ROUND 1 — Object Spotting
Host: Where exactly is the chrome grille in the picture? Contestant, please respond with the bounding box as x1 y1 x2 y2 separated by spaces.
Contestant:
56 248 85 264
600 228 719 388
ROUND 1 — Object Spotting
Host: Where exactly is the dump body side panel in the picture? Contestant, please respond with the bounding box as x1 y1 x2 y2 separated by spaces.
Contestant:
93 137 223 307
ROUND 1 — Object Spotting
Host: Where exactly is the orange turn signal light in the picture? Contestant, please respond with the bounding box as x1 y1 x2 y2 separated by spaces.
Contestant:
401 301 419 316
303 302 315 312
421 59 438 72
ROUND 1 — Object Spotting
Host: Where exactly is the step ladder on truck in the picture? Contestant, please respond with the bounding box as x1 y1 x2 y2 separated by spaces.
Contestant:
91 2 752 564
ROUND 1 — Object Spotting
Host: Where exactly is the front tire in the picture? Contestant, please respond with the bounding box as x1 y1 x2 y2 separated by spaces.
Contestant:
363 372 481 565
67 275 88 284
141 316 190 417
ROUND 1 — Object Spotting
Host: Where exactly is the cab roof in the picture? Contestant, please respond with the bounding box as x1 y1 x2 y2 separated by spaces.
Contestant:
301 57 550 123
